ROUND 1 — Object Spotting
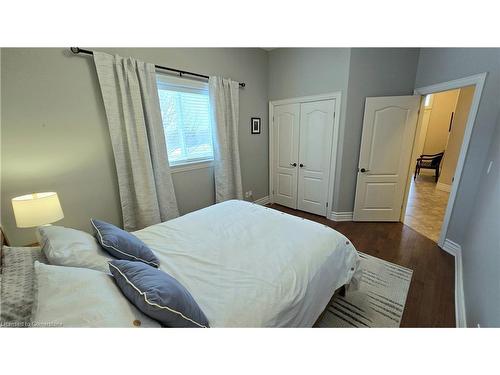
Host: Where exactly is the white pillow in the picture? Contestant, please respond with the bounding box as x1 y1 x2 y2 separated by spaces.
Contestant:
36 225 110 272
32 262 160 328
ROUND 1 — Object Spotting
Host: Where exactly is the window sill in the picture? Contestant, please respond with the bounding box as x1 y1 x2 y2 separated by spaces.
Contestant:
170 159 214 174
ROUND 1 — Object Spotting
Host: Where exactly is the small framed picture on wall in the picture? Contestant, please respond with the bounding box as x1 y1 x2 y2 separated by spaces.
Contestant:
251 117 261 134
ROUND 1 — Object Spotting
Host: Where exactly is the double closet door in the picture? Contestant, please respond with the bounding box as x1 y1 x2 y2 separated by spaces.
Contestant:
272 99 336 216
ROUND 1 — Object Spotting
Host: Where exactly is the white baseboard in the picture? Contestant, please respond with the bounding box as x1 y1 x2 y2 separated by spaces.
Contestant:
253 195 270 206
328 211 353 222
442 238 466 328
454 245 467 328
436 182 452 192
442 238 461 256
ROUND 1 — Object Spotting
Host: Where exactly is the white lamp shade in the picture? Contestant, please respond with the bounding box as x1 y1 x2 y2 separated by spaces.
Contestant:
12 192 64 228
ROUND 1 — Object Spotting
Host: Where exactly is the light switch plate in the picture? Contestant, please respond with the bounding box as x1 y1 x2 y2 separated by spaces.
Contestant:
486 160 493 175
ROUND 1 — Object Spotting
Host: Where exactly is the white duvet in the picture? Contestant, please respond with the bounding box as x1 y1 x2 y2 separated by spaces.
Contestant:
133 200 360 327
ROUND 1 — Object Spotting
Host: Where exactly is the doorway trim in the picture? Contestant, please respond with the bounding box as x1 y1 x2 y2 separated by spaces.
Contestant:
401 72 487 249
268 92 342 217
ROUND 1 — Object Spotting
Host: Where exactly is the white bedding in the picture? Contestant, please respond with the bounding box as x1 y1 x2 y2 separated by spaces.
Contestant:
134 200 361 327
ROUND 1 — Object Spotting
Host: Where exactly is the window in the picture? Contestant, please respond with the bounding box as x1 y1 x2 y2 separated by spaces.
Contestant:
157 75 214 166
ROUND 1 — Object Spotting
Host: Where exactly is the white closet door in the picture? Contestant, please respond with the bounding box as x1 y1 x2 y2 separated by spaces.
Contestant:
273 103 300 208
297 100 335 216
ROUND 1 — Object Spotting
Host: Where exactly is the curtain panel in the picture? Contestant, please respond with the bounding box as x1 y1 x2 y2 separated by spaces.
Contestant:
208 77 243 202
94 52 179 231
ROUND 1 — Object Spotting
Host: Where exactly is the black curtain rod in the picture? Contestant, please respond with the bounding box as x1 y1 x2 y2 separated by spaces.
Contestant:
70 47 246 88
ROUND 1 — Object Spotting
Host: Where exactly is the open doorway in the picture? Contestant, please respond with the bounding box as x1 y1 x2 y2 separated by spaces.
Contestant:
352 73 486 250
402 85 476 243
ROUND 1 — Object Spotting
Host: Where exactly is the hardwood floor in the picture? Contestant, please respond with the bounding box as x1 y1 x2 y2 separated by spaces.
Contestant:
267 203 456 327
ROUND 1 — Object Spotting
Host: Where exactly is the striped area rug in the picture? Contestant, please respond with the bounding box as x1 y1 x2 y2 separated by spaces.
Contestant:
315 252 413 328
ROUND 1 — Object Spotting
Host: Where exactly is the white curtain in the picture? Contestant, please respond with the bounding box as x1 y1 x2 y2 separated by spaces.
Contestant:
209 77 243 202
93 52 179 231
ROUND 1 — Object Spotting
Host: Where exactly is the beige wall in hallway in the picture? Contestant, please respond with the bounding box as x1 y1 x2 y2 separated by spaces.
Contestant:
438 85 475 186
423 89 460 155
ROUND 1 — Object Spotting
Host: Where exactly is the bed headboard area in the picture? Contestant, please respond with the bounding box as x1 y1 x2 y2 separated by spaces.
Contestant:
0 226 7 270
1 227 3 271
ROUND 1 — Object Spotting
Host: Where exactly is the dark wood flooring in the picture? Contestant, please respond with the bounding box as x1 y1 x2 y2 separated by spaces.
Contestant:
267 204 456 327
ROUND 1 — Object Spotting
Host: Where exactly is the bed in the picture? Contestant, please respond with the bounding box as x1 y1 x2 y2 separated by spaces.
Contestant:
133 200 360 327
1 200 361 327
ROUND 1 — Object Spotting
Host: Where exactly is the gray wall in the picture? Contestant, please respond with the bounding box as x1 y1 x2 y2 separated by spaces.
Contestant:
415 48 500 328
268 48 351 210
339 48 420 211
268 48 420 212
268 48 351 101
415 48 500 244
1 48 269 245
460 110 500 327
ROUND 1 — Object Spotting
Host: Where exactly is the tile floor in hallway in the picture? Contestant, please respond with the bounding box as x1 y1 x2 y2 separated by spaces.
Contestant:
403 174 450 242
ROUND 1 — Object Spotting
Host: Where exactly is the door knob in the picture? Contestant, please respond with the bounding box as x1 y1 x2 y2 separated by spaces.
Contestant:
359 168 370 173
299 163 305 168
290 162 297 167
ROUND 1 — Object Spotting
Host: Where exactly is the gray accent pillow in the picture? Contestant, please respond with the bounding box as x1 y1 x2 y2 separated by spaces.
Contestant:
91 219 159 268
109 260 209 328
1 246 48 326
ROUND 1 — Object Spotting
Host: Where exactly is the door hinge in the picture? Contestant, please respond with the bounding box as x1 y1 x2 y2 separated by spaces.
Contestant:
326 202 329 208
333 112 336 119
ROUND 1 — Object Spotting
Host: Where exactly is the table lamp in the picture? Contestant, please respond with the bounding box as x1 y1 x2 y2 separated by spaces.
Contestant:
12 192 64 228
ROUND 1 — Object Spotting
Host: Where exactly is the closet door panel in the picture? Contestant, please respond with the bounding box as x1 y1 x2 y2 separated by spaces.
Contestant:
273 103 300 208
297 100 335 216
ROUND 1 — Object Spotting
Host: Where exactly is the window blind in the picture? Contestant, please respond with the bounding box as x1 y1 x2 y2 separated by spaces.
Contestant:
157 78 213 165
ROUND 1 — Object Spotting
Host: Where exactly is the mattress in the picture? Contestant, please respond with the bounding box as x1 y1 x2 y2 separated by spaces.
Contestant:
134 200 361 327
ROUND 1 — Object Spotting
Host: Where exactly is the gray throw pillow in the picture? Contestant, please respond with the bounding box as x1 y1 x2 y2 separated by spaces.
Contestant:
91 219 159 268
109 260 209 328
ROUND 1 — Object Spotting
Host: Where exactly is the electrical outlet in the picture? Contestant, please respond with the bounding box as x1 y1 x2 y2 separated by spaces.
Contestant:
244 190 253 199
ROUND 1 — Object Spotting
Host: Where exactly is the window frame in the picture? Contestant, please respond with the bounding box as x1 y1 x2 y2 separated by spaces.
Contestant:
156 73 214 170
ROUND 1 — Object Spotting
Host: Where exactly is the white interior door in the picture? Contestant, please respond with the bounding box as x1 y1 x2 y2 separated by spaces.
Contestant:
273 103 300 208
353 96 420 221
297 100 335 216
